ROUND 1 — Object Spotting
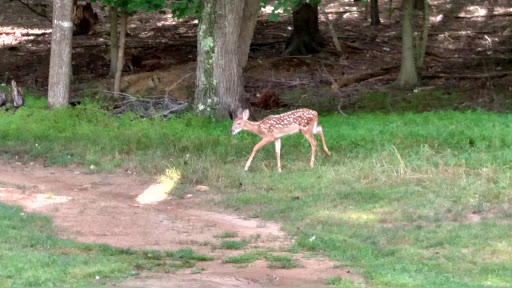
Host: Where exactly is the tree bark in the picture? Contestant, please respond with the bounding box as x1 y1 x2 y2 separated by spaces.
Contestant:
415 0 429 70
114 11 127 94
194 0 218 115
47 0 74 108
285 2 325 55
395 0 418 88
194 0 259 118
109 5 119 77
72 1 98 35
238 0 260 69
370 0 381 25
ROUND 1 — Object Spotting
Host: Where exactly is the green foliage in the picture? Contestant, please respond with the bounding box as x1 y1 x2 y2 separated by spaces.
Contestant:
169 0 202 19
92 0 166 14
266 0 321 21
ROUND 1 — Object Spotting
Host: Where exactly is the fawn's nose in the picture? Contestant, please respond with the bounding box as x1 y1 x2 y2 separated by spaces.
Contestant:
230 128 235 135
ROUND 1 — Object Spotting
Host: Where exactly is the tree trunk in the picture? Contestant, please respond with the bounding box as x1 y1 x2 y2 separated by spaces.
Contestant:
285 2 325 55
114 11 127 94
370 0 381 25
194 0 259 118
194 0 218 115
415 0 429 70
48 0 74 108
72 1 98 35
109 5 119 77
395 0 418 88
238 0 260 69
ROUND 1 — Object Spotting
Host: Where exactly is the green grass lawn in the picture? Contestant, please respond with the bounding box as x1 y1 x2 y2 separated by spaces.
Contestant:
1 95 511 287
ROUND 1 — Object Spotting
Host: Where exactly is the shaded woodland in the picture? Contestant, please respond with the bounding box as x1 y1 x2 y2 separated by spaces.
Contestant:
1 0 512 116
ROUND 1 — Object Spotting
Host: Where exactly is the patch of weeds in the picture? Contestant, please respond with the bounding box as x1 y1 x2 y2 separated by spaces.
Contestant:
167 259 196 269
139 249 164 260
248 233 261 242
265 254 302 269
220 239 247 250
46 152 80 167
166 248 214 261
190 267 206 274
214 231 238 239
223 251 266 264
325 276 355 287
2 152 12 161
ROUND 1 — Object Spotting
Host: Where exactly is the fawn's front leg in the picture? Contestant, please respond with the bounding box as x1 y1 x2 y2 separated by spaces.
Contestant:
274 138 281 172
245 138 273 171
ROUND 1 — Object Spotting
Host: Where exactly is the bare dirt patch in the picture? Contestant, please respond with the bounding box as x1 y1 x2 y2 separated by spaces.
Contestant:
0 160 363 287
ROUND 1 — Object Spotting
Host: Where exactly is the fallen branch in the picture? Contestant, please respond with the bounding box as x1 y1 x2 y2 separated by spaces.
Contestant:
318 64 347 116
422 71 512 79
455 13 512 19
100 90 188 119
320 4 342 56
336 65 399 87
339 41 369 51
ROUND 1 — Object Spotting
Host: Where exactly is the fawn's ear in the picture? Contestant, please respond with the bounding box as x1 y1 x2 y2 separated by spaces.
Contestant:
237 108 243 118
242 109 250 120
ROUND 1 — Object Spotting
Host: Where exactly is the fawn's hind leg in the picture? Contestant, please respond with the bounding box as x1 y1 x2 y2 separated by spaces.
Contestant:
314 125 331 156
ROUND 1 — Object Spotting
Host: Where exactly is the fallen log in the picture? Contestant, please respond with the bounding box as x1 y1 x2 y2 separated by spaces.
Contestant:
335 65 399 87
422 71 512 79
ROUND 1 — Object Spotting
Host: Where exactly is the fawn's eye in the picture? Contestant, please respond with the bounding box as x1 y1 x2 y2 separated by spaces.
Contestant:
237 122 240 125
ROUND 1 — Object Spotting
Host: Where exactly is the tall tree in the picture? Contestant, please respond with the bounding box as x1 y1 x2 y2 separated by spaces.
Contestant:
93 0 167 92
394 0 429 88
395 0 417 88
48 0 74 108
415 0 429 70
194 0 260 118
284 1 325 55
113 11 127 94
108 5 119 77
370 0 381 25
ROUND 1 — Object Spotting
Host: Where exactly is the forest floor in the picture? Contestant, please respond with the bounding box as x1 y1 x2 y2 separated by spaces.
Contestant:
1 0 512 287
1 0 512 112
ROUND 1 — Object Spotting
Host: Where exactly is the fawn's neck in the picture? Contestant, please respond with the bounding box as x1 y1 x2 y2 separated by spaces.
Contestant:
244 120 267 138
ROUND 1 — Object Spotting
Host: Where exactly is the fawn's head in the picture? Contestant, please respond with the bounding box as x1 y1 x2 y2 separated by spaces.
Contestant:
231 109 250 135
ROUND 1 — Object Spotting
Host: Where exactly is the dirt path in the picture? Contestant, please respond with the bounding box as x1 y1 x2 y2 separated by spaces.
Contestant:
0 160 363 288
